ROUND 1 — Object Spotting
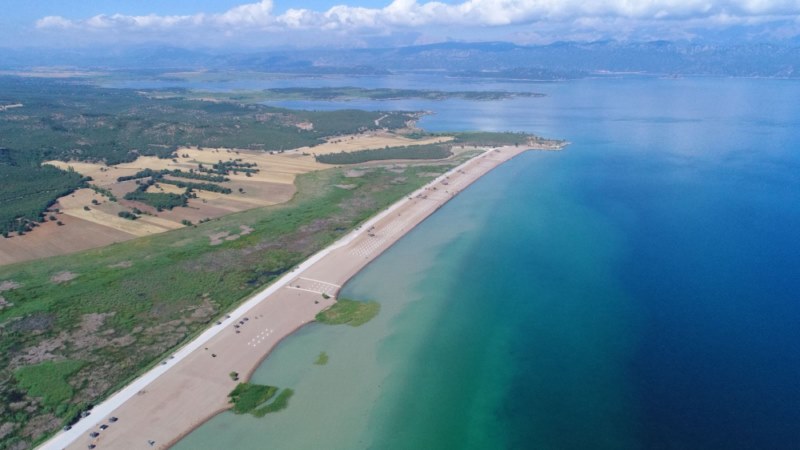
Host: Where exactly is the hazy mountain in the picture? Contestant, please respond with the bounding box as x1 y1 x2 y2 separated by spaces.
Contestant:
1 41 798 78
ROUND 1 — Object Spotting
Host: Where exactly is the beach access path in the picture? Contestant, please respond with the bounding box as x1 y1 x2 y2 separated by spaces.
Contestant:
39 145 546 450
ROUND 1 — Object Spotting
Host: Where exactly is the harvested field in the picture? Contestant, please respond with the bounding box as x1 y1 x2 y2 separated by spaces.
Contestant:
6 149 326 264
4 132 456 266
0 215 134 266
296 132 453 155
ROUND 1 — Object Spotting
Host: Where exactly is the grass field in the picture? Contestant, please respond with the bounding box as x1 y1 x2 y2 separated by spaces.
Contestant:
13 360 85 409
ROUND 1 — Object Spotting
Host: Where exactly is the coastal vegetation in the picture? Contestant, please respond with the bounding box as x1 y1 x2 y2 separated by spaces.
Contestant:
0 161 462 447
314 131 557 165
228 383 294 417
13 360 86 409
316 143 451 165
454 131 540 147
316 299 380 327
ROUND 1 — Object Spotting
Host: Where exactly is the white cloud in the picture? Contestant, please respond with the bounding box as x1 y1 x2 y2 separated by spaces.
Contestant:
33 0 800 44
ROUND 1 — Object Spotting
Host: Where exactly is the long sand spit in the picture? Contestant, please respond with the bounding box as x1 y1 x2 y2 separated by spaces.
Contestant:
39 144 561 450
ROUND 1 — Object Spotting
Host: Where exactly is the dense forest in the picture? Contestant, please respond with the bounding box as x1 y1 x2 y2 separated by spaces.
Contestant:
0 77 412 165
0 148 85 235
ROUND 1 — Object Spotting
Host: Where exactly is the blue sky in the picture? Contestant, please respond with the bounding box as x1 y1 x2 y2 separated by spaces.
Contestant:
3 0 800 48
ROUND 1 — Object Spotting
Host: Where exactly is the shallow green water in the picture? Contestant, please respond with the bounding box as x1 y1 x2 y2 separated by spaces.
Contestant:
176 150 633 449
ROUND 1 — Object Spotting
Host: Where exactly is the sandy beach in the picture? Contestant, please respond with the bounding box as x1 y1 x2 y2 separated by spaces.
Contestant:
38 144 560 450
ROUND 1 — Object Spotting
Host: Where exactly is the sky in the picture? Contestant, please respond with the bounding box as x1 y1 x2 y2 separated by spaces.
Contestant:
2 0 800 48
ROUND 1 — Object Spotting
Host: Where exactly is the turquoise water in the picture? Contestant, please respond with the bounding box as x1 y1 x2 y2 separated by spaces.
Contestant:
175 77 800 449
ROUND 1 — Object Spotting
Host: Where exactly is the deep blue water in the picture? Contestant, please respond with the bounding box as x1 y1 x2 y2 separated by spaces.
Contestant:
352 77 800 449
163 75 800 448
423 78 800 449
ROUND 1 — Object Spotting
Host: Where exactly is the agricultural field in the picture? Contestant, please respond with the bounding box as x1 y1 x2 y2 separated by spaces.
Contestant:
0 77 454 265
0 76 419 247
0 129 553 265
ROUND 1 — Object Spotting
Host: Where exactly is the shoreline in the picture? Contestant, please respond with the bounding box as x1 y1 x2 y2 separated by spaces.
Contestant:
39 143 563 450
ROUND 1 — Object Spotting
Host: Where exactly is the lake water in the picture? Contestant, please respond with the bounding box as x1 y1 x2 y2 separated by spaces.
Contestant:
171 76 800 449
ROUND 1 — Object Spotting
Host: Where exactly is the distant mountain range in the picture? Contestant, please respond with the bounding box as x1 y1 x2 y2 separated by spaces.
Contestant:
2 41 799 78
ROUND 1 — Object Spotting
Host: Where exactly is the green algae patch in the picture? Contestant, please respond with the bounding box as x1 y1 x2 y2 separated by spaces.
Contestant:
228 382 294 417
314 352 329 365
252 388 294 417
316 299 380 327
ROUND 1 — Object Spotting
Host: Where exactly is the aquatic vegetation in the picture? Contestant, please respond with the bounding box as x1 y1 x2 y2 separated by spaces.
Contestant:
228 382 294 417
316 298 380 327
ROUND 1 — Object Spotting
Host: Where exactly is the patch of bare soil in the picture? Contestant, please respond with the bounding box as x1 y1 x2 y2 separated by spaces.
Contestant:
108 261 133 269
8 313 117 367
208 231 231 246
20 412 60 439
0 281 20 292
0 421 16 440
50 271 77 284
344 169 367 178
79 313 113 335
208 224 254 246
0 281 20 310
